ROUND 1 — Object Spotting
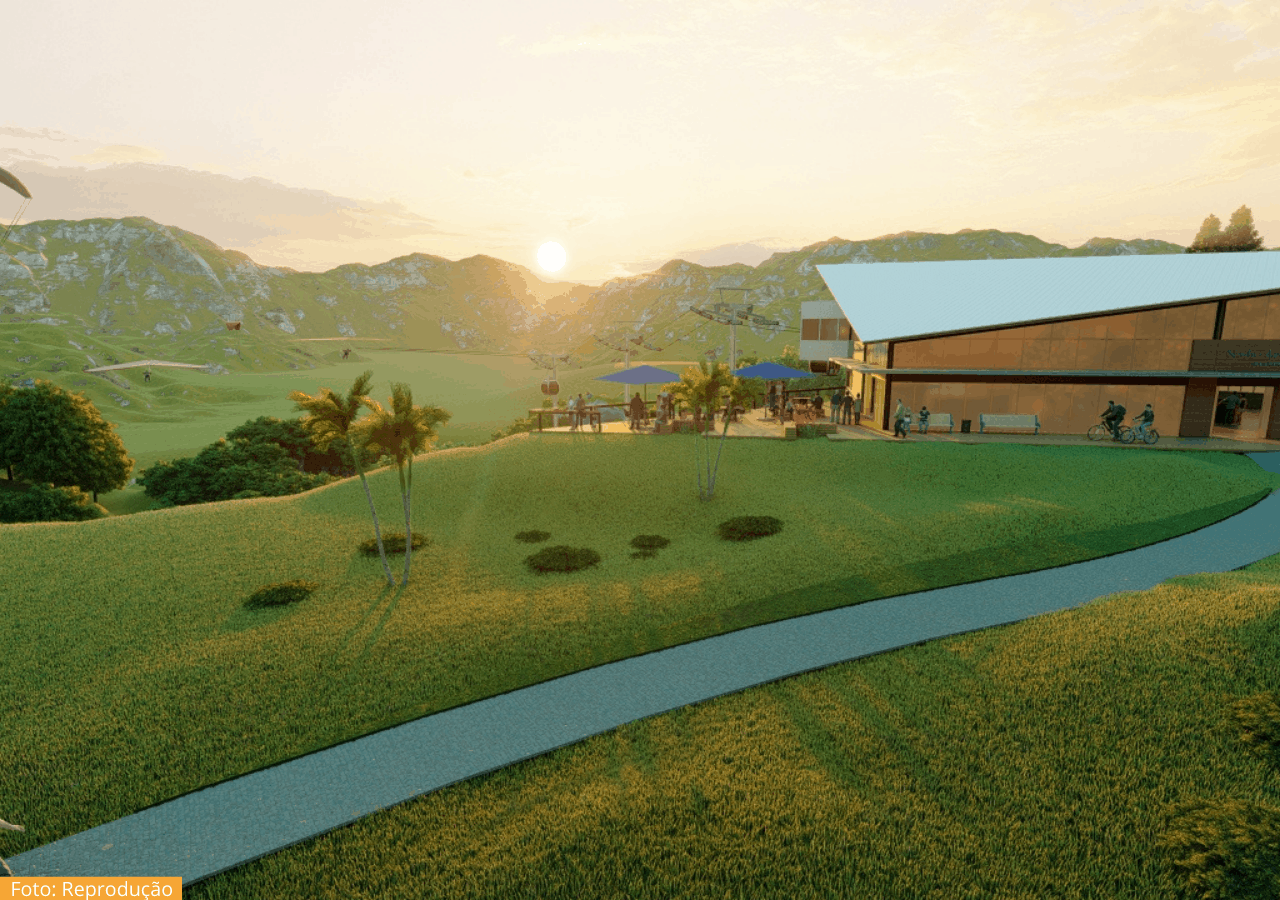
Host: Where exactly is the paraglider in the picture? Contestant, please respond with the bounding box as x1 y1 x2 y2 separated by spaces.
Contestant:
0 165 32 251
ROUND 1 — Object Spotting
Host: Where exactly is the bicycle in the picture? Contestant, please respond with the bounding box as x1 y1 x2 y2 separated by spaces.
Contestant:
1087 415 1128 442
1120 419 1159 445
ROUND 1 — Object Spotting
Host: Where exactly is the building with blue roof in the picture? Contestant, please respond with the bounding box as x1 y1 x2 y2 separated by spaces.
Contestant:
813 252 1280 441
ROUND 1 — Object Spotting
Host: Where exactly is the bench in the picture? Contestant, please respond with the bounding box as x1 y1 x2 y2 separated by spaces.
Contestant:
918 412 953 433
979 413 1040 434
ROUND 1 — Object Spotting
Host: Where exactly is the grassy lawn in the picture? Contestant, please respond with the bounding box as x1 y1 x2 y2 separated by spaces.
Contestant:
2 437 1277 892
185 552 1280 899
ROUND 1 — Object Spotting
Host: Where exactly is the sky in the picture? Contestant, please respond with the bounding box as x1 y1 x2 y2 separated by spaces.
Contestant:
3 0 1278 284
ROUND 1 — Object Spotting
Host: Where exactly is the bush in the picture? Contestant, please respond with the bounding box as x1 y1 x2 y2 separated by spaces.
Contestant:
0 482 107 523
232 490 264 500
525 545 601 573
1234 693 1280 769
358 531 431 555
515 530 552 543
718 515 783 542
137 438 336 507
1161 799 1280 900
245 580 321 608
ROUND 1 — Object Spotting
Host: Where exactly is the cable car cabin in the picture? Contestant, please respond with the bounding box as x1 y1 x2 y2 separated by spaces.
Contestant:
225 321 241 331
541 379 559 395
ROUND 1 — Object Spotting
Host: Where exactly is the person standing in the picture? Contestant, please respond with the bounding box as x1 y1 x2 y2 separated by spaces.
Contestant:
841 390 853 425
1234 392 1247 425
1218 392 1238 426
831 387 844 423
629 392 646 430
893 399 906 437
853 392 863 425
901 404 913 439
143 368 151 383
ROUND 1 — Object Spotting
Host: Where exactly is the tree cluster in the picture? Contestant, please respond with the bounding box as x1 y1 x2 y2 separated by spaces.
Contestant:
136 414 389 508
1186 205 1266 253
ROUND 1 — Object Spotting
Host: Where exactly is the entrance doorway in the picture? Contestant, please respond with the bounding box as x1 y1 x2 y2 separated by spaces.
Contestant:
1211 384 1275 443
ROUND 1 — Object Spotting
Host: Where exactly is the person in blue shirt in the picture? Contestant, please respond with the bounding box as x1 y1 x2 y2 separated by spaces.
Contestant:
918 406 930 434
1133 404 1154 441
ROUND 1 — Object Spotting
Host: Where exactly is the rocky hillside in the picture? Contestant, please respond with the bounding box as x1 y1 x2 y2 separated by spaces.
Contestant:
0 218 1185 381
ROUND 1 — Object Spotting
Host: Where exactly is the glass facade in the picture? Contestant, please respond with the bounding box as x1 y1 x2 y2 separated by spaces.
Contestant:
858 294 1280 438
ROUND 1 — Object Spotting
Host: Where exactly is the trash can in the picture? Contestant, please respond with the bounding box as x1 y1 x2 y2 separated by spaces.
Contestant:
961 419 972 433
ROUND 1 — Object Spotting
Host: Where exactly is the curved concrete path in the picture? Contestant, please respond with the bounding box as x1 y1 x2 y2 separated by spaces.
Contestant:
12 452 1280 885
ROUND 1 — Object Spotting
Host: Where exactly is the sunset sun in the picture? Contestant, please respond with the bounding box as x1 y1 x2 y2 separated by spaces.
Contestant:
537 241 566 273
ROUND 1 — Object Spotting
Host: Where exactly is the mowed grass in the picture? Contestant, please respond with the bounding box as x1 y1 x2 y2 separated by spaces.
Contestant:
185 555 1280 899
1 437 1276 868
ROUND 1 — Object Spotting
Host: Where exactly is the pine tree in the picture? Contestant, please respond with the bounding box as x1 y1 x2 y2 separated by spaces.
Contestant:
1186 213 1223 253
1223 205 1264 251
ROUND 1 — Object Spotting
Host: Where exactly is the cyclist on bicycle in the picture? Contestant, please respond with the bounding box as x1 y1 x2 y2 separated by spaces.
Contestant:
1133 404 1154 441
1100 400 1126 440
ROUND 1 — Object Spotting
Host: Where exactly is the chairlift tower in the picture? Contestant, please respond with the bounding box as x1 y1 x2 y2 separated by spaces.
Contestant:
694 286 779 374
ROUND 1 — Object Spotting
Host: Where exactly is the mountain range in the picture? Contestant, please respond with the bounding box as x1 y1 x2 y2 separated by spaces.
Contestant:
0 218 1185 393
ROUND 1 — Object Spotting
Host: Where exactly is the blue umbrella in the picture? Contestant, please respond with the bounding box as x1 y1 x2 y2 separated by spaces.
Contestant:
595 364 683 402
732 361 812 379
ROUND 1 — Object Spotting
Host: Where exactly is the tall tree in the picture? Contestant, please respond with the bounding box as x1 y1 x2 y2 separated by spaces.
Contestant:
351 383 450 585
1187 206 1265 253
0 380 133 502
289 372 398 587
1187 213 1223 253
1223 204 1265 251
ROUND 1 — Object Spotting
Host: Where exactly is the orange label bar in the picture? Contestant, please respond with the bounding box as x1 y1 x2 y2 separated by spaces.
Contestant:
5 878 182 898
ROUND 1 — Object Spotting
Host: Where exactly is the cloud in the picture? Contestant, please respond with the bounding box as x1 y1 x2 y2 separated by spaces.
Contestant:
72 144 165 165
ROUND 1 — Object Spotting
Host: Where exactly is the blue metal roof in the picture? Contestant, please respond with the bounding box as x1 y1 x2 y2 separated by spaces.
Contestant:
817 252 1280 343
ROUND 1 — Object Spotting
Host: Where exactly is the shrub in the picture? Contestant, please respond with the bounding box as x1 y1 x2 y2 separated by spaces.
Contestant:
245 580 320 608
718 515 783 542
1233 693 1280 769
358 532 430 555
0 482 107 524
515 529 552 543
525 545 601 573
630 534 671 550
232 490 264 500
1161 798 1280 900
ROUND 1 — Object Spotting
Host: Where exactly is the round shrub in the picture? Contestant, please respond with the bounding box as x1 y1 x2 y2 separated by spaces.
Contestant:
246 579 320 608
0 482 107 524
515 529 552 543
359 532 430 555
630 534 671 550
717 515 783 542
525 545 601 574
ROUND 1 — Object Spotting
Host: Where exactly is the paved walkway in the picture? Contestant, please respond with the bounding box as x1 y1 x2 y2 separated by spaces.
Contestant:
11 452 1280 885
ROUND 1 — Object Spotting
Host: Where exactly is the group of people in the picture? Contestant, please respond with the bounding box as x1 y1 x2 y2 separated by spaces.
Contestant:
828 387 863 425
891 400 930 438
769 385 863 425
1099 400 1156 440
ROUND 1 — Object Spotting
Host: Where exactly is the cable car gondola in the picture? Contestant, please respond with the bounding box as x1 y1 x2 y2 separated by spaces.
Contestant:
225 321 241 331
541 379 559 395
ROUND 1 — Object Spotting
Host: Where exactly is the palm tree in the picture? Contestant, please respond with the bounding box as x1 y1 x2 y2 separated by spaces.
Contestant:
707 373 761 498
352 382 450 585
288 371 396 587
669 362 735 501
